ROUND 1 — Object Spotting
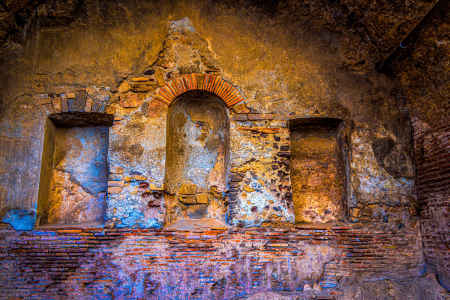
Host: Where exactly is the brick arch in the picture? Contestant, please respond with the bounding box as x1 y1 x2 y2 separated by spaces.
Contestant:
154 74 245 107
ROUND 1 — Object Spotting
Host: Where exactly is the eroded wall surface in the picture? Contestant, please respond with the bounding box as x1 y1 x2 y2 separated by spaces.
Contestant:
0 224 439 299
387 0 449 289
0 0 444 298
291 123 345 223
0 2 417 229
165 92 229 225
45 126 109 225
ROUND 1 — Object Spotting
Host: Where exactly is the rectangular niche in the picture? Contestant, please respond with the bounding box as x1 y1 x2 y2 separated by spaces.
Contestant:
37 112 113 226
289 118 348 223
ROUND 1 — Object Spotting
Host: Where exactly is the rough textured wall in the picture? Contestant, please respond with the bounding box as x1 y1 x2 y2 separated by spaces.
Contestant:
0 224 440 300
0 0 445 298
45 126 109 225
413 121 449 290
0 0 439 76
0 1 417 229
165 92 229 226
0 94 44 214
386 0 449 290
290 120 345 223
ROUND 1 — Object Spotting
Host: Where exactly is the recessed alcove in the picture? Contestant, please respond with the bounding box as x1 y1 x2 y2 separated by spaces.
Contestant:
289 118 348 223
37 112 113 226
164 91 230 228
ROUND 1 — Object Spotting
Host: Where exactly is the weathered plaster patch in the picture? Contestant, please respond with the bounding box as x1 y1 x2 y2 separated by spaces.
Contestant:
1 209 35 230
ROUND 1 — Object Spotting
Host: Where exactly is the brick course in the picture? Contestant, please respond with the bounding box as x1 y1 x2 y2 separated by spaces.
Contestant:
413 119 450 285
0 223 422 299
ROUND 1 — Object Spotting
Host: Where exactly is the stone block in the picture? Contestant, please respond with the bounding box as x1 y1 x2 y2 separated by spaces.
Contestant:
179 183 197 195
232 103 251 114
350 207 360 218
196 193 209 204
84 97 94 112
132 175 147 181
51 96 62 112
248 113 274 120
108 186 122 194
118 81 130 93
231 114 248 121
37 95 51 105
108 180 123 187
178 194 197 204
120 93 143 108
150 184 164 191
243 185 255 192
129 77 158 92
131 76 153 82
238 127 281 134
110 166 124 174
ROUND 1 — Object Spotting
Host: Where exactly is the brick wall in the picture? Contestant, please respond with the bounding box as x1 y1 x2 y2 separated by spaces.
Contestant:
413 118 449 287
0 223 422 299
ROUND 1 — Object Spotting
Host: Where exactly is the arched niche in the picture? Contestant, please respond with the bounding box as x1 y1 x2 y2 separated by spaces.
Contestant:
164 90 230 228
289 118 349 223
155 73 244 107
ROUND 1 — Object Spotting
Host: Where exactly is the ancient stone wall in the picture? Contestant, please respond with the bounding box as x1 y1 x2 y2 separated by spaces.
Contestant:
414 119 449 289
41 124 109 225
386 0 449 290
0 13 417 230
290 118 348 224
0 0 446 298
165 91 230 226
0 224 430 299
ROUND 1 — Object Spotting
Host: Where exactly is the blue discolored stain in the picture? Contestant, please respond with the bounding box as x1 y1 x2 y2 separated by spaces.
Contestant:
64 127 109 196
93 230 106 236
1 209 35 231
437 274 450 291
250 181 262 190
116 210 162 229
321 282 337 289
32 230 57 236
418 264 427 276
296 285 304 292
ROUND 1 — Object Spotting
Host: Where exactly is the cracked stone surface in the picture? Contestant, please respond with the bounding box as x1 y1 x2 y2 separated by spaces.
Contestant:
0 0 447 298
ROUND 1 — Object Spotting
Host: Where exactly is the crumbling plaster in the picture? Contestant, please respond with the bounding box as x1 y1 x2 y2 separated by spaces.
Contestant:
0 10 416 229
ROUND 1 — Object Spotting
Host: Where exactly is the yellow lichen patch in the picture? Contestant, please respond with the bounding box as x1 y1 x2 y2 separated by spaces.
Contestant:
243 185 255 193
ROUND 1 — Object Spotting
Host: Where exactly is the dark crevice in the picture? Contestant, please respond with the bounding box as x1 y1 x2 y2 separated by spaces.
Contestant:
49 112 114 127
288 117 343 132
0 2 9 11
378 0 445 75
